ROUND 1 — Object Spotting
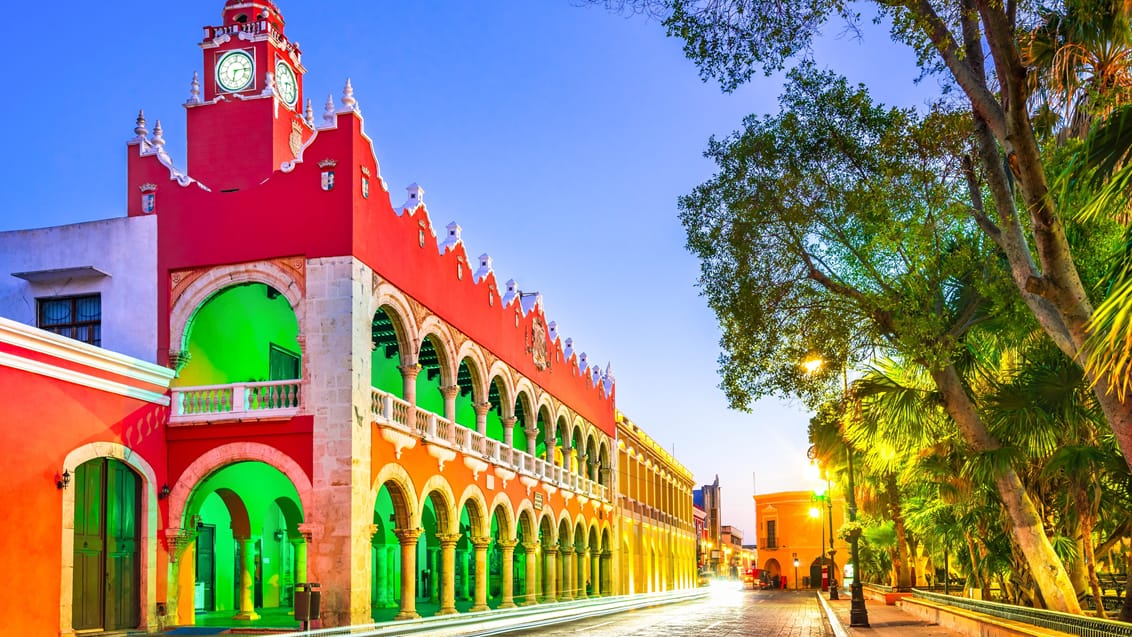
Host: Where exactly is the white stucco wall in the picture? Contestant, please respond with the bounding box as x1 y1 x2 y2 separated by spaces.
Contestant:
0 215 157 363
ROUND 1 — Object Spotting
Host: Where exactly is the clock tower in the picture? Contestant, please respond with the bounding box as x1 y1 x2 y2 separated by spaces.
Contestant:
185 0 313 191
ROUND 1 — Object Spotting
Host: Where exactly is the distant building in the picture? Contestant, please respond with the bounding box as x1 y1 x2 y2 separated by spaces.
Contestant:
753 490 845 590
692 476 721 573
693 504 707 570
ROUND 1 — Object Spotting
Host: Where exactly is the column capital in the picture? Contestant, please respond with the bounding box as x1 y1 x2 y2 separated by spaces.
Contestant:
436 532 462 548
497 538 519 550
524 426 540 438
473 401 493 417
440 384 460 400
501 416 518 428
560 546 575 556
471 536 493 550
399 363 422 379
522 541 541 552
163 527 197 563
394 527 424 545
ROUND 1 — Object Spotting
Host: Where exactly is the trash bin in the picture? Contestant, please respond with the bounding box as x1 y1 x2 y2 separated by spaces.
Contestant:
294 582 321 622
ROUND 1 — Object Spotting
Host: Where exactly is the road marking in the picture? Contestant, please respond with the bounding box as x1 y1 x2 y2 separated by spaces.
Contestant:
704 620 722 631
576 620 615 632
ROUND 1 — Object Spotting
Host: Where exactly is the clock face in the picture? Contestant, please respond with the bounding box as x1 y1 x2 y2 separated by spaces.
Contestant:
216 50 254 92
275 61 298 107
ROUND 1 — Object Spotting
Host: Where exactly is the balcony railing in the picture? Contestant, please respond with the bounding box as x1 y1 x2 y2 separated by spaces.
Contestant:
371 388 611 503
171 379 301 424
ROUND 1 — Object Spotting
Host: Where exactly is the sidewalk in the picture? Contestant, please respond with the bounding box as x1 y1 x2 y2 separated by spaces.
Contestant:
817 591 964 637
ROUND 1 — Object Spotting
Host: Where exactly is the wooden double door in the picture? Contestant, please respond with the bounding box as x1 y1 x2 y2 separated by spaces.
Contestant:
72 458 140 632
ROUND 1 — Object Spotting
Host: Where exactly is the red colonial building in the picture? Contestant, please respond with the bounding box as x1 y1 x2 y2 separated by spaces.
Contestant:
0 2 698 635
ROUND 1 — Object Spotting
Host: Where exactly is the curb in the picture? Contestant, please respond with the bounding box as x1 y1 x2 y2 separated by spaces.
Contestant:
816 592 850 637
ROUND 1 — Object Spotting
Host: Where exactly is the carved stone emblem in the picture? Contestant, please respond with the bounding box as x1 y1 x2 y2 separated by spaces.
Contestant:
532 317 549 371
289 120 303 157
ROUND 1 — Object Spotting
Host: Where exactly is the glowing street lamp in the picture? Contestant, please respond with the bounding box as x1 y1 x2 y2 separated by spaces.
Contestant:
793 553 799 591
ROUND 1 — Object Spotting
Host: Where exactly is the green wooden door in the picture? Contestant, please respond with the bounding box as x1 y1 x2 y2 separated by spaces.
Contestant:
72 461 105 631
72 459 140 631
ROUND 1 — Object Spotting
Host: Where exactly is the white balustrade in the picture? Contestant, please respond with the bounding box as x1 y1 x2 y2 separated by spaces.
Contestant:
171 379 301 424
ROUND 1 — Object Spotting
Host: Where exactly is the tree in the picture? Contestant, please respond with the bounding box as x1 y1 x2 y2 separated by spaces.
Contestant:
679 62 1081 610
593 0 1132 575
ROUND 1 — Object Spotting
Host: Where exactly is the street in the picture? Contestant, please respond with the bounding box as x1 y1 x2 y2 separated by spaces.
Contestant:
491 583 830 637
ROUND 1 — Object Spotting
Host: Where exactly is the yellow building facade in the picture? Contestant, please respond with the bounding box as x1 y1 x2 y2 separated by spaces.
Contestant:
615 412 697 593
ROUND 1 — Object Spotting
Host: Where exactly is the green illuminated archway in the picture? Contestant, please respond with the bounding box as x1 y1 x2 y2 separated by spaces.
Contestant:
178 283 300 387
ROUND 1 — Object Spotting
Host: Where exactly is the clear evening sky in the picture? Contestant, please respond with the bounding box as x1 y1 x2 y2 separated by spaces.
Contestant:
0 2 934 540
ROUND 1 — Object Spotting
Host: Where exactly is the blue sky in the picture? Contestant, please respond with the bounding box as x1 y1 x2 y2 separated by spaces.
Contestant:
0 2 933 539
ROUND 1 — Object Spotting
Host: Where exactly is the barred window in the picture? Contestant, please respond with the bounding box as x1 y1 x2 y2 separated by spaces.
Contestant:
38 294 101 346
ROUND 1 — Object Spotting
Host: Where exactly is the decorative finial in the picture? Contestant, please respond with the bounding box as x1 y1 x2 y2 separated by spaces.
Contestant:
151 120 165 148
304 98 315 128
186 71 202 105
323 93 336 126
341 78 358 112
134 110 148 139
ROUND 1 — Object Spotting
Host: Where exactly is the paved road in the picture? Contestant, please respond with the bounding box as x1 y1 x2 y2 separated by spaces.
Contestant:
506 583 831 637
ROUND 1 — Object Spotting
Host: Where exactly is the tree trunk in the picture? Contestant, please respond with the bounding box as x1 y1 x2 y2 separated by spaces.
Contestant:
931 364 1082 613
888 475 912 589
1082 510 1107 619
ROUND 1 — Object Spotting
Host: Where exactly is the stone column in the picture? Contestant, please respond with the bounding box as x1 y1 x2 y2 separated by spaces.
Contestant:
471 537 492 611
474 402 492 437
394 528 422 620
543 543 557 601
440 385 459 422
576 452 587 478
560 547 575 600
162 527 196 625
498 539 518 608
502 416 517 449
522 542 540 605
576 548 589 598
525 427 540 457
373 543 391 608
437 533 461 615
399 364 421 405
591 548 600 596
233 538 260 620
601 551 612 596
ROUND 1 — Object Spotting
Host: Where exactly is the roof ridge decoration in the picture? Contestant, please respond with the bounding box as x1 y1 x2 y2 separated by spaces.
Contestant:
439 222 462 255
130 110 208 191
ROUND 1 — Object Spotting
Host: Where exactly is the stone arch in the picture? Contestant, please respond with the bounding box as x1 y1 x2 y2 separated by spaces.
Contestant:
514 500 537 539
456 341 492 404
486 491 516 540
371 290 418 365
556 511 573 547
168 442 312 530
171 260 305 356
371 462 419 529
536 509 557 544
456 483 491 537
60 442 160 635
416 325 457 388
417 474 457 533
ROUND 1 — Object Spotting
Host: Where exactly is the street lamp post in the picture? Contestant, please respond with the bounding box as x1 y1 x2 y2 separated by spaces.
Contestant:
827 474 838 600
846 443 869 627
793 553 799 591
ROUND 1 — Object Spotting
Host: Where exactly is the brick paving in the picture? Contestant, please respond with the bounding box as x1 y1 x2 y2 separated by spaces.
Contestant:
817 591 965 637
515 583 831 636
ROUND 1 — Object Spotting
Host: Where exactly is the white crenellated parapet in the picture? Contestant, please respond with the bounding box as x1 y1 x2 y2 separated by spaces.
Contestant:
548 321 558 345
590 366 601 387
578 352 588 375
563 337 574 361
502 279 520 308
474 254 493 283
304 99 315 128
520 292 541 316
399 183 424 215
439 222 462 254
602 363 615 395
185 71 202 106
341 78 359 113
